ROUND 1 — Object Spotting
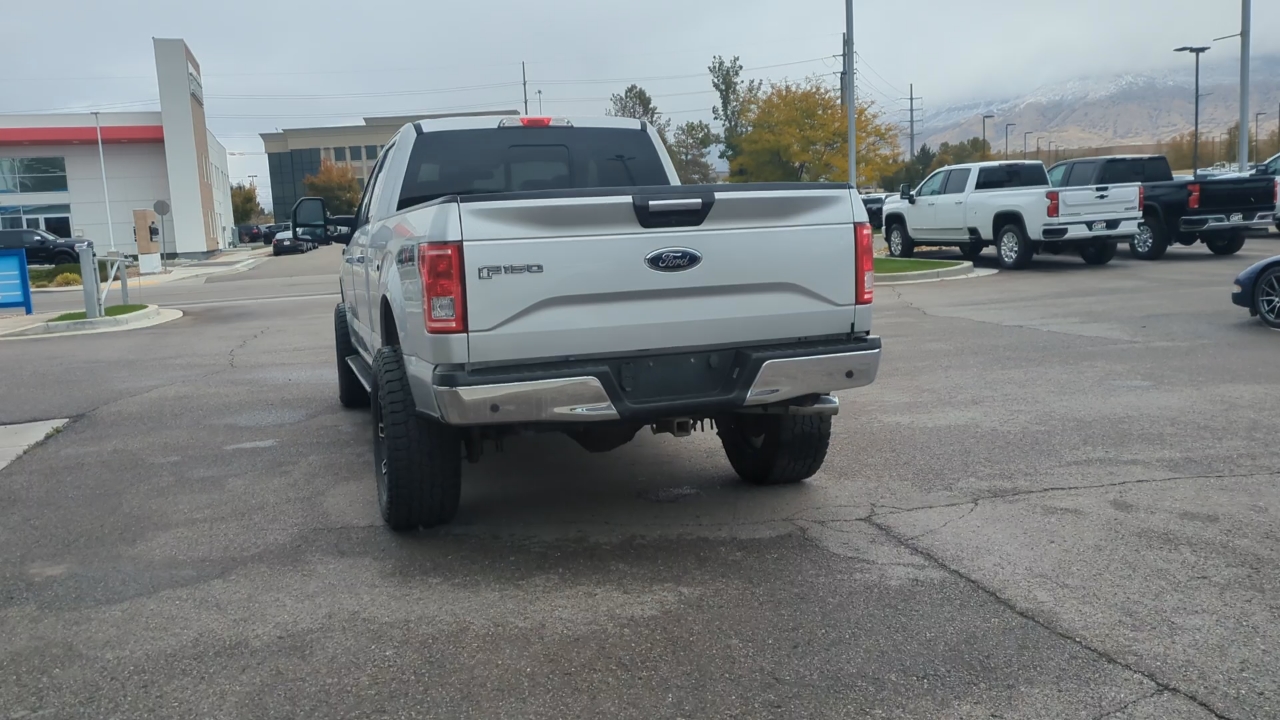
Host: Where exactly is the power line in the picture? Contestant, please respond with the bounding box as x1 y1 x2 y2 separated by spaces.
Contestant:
206 82 522 101
0 98 159 115
853 52 906 97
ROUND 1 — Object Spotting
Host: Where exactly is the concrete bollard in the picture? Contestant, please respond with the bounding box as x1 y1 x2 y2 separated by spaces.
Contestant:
77 244 100 319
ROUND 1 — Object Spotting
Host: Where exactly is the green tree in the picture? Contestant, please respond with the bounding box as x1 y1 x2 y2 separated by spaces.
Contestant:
732 79 900 187
231 183 263 225
303 160 361 215
668 120 718 184
709 55 763 172
607 84 670 142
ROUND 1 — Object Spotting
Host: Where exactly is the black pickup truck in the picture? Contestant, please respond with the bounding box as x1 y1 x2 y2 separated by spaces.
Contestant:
1048 155 1277 259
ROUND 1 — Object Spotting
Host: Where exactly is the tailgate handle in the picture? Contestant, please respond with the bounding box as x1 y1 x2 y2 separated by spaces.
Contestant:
632 193 716 229
648 198 703 212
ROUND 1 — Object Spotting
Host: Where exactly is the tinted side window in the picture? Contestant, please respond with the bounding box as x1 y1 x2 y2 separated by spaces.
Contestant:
917 171 946 197
1047 164 1068 187
398 127 671 209
976 164 1049 190
1067 161 1101 187
356 143 393 227
0 230 20 249
942 168 971 194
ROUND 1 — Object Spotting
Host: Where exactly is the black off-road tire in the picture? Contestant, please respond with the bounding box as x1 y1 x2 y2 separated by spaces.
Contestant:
372 347 462 532
1129 216 1168 260
717 414 831 485
886 222 915 258
1206 232 1246 256
996 222 1034 269
961 242 984 261
334 304 369 409
1080 241 1117 265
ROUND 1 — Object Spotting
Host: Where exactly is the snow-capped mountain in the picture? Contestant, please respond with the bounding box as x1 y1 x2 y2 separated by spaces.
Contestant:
914 55 1280 151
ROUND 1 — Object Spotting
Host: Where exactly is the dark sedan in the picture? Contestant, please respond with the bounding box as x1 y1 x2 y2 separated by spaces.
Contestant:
1232 255 1280 328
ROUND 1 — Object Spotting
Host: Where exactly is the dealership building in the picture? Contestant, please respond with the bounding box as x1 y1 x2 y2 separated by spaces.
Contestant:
260 110 517 215
0 38 233 257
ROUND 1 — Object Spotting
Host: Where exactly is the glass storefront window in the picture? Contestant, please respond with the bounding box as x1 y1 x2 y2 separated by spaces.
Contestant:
0 157 69 193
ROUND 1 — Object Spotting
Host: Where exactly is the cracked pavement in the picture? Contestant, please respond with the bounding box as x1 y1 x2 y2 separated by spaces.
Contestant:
2 240 1278 718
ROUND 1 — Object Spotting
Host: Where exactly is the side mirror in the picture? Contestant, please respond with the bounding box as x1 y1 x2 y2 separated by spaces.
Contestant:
292 197 352 245
327 215 356 246
899 184 916 204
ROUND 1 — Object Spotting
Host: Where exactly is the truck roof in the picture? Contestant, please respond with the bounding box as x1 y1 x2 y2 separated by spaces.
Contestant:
943 160 1045 170
414 115 646 134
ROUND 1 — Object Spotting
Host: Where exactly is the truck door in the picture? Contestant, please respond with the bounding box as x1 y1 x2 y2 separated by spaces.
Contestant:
934 168 971 239
908 170 946 239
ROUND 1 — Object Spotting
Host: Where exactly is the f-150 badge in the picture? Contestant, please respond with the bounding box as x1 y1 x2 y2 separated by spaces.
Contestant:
477 264 544 280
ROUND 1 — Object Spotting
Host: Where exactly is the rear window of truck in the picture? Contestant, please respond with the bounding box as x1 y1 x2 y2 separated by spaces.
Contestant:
398 127 672 209
974 164 1049 190
1097 157 1173 184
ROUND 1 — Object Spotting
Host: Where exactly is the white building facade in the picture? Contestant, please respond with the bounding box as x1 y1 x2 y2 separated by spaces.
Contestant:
0 38 233 257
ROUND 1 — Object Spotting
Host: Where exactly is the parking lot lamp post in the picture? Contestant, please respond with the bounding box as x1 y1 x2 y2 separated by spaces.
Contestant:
1047 141 1055 164
1004 123 1016 159
982 114 995 157
1036 136 1045 162
1175 45 1210 173
1023 131 1033 160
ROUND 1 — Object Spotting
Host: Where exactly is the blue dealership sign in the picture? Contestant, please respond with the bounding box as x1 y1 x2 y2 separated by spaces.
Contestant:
0 249 33 315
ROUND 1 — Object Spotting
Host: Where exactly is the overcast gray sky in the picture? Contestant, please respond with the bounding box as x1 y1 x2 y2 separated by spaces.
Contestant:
5 0 1277 200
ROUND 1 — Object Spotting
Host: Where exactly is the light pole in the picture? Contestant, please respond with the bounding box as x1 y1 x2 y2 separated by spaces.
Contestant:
537 89 543 114
982 114 995 157
1255 112 1267 167
1219 132 1230 164
1175 45 1210 173
1004 123 1016 159
844 0 856 188
1023 131 1033 160
247 174 257 187
91 111 116 252
1036 136 1046 162
1047 141 1055 164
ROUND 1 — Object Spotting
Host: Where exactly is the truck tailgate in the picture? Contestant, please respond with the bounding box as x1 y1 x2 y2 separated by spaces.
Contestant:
1200 176 1277 212
458 188 859 365
1058 184 1141 217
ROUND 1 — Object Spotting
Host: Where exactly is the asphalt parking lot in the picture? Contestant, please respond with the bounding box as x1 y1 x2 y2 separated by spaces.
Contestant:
2 239 1277 719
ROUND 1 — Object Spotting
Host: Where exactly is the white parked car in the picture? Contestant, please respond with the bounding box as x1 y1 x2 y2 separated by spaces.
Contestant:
882 160 1142 268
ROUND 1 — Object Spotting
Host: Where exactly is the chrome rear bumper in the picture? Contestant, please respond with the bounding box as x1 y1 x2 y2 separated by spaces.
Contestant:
431 346 882 426
1181 211 1275 231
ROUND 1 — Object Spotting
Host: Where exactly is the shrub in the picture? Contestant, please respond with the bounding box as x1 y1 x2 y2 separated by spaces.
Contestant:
51 273 82 287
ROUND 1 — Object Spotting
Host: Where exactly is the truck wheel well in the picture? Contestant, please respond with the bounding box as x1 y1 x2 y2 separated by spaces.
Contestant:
381 298 400 348
883 213 905 230
992 211 1025 239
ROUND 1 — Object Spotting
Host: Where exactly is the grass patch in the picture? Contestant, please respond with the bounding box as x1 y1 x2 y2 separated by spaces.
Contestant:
51 304 148 323
28 261 109 286
874 258 964 274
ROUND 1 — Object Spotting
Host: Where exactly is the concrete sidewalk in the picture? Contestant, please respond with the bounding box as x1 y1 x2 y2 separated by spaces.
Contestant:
31 246 274 294
0 419 67 471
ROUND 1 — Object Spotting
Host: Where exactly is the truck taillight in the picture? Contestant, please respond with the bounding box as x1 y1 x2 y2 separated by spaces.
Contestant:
1188 183 1200 210
1138 185 1145 209
419 243 466 334
1046 191 1060 218
498 117 572 128
1273 178 1278 205
855 222 873 305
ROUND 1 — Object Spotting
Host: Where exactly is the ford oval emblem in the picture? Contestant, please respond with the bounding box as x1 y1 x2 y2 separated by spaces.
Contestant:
645 247 702 272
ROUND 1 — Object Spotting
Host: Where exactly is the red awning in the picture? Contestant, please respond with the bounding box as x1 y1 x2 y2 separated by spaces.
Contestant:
0 125 164 146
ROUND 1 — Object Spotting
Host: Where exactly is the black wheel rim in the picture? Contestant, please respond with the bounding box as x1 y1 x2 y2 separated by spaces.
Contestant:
1260 274 1280 323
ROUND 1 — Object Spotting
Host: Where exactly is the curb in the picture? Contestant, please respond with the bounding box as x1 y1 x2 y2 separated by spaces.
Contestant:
1 302 168 335
876 261 975 285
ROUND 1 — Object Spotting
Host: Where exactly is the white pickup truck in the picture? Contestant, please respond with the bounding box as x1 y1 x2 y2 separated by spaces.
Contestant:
881 160 1142 269
292 115 881 531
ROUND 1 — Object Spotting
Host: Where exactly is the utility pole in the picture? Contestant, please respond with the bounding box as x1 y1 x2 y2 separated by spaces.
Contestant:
1004 123 1016 159
1254 112 1266 166
1023 131 1033 160
902 84 922 159
1238 0 1251 168
522 61 529 115
844 1 856 189
839 32 848 108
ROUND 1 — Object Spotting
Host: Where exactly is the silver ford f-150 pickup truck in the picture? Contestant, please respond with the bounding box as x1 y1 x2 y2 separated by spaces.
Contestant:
292 115 881 531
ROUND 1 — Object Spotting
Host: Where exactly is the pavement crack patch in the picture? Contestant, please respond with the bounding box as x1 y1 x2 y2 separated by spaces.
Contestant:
903 502 977 541
875 469 1280 518
1091 689 1165 719
863 517 1239 720
228 326 270 369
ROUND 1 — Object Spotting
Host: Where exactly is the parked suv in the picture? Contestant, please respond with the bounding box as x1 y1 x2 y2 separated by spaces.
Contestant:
0 228 85 266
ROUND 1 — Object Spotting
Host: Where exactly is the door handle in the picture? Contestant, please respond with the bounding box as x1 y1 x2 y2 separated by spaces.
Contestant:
354 255 366 264
954 201 964 205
